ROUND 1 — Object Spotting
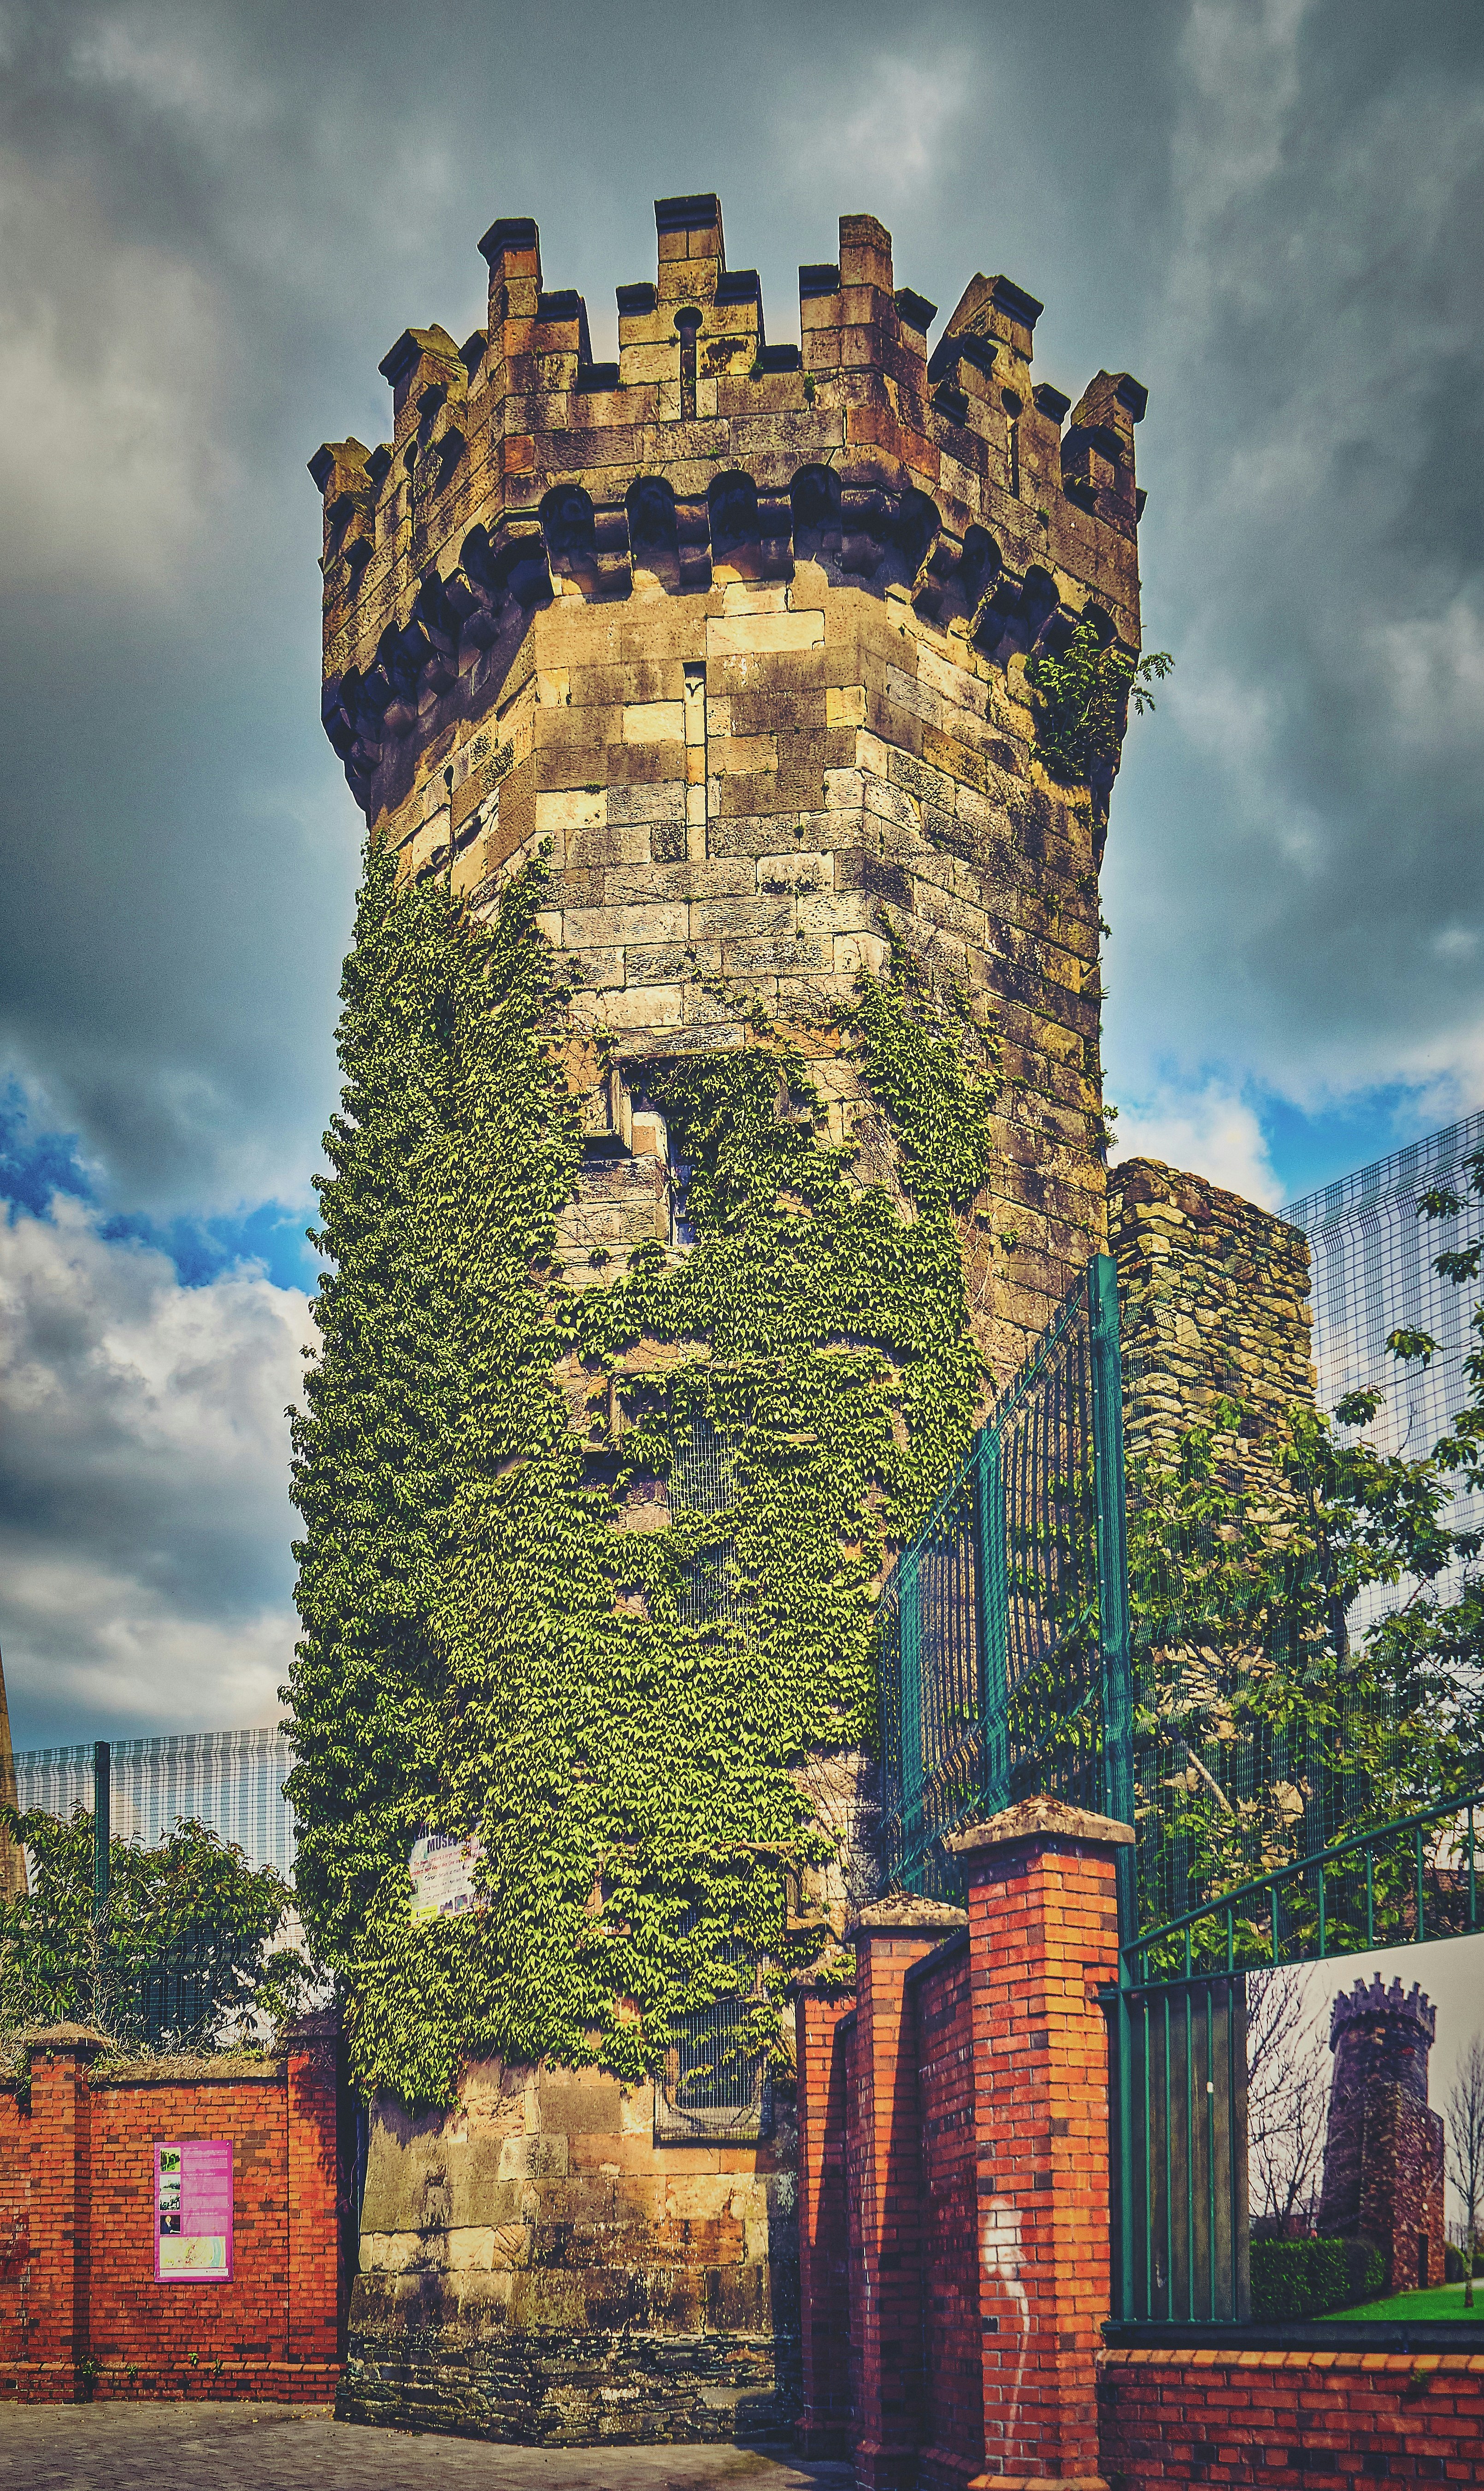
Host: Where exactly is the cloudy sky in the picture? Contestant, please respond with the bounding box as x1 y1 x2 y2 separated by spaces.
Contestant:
2 0 1482 1747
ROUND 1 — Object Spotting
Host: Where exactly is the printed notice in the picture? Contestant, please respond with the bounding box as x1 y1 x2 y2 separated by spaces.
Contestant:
154 2140 233 2281
408 1831 484 1921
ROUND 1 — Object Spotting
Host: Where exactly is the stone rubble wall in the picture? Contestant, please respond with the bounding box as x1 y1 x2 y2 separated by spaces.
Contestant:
1108 1154 1315 1486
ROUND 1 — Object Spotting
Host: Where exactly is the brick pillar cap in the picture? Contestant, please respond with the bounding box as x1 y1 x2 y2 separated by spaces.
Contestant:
784 1965 857 1998
945 1796 1135 1856
22 2021 112 2056
849 1893 968 1934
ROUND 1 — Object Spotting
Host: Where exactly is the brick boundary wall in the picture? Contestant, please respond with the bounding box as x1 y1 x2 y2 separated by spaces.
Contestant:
907 1930 981 2491
792 1805 1484 2491
793 1980 857 2456
0 2022 342 2404
847 1897 971 2491
1096 2347 1484 2487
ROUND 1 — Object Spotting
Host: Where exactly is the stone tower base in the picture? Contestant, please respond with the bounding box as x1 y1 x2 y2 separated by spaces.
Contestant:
340 2056 798 2444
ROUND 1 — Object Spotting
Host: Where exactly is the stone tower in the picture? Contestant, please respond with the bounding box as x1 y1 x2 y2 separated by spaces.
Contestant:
1318 1975 1446 2294
313 193 1146 1380
309 194 1148 2441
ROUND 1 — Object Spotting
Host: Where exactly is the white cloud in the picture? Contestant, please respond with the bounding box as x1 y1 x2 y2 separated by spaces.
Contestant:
0 1195 308 1743
1112 1078 1281 1208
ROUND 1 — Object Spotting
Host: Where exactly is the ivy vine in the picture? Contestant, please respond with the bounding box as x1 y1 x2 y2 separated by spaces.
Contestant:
1024 618 1172 806
285 836 999 2105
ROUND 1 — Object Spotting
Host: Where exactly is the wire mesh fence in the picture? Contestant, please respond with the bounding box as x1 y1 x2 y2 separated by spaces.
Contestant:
12 1729 296 1879
875 1254 1133 1899
671 1407 744 1628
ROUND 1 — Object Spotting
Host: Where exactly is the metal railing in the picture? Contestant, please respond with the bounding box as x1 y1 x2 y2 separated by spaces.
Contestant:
876 1254 1133 1897
1124 1790 1484 1988
1111 1788 1484 2328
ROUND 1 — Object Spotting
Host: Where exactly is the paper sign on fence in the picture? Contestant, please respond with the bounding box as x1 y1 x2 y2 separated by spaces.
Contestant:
408 1831 485 1920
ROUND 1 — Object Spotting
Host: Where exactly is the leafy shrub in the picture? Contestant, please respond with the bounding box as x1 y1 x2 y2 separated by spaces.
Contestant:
1250 2235 1385 2319
1444 2240 1484 2281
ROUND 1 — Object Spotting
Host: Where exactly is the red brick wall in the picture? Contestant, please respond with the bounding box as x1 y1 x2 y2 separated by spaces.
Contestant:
908 1935 980 2491
0 2084 30 2373
958 1812 1123 2485
1098 2346 1484 2486
846 1904 968 2491
0 2030 341 2404
794 1985 855 2456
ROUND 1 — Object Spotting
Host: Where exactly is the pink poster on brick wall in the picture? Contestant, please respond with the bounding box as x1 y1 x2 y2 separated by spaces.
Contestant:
154 2139 233 2281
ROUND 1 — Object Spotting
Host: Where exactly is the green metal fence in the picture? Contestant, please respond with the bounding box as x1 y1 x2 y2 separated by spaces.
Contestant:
875 1253 1133 1898
1111 1788 1484 2327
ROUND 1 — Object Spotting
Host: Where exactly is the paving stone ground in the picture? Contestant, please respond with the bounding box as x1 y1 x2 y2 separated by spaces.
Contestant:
0 2404 854 2491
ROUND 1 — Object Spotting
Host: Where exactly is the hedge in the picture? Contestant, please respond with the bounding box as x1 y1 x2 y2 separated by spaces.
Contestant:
1250 2235 1385 2319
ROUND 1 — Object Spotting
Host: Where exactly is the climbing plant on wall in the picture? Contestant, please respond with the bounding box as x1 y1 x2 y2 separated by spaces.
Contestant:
285 838 999 2105
1024 618 1172 808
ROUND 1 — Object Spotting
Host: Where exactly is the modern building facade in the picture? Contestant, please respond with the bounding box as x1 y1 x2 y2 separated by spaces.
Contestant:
12 1729 295 1880
1284 1110 1484 1627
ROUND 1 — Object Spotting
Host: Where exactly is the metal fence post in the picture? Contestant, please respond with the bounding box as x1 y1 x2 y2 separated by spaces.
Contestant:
974 1428 1010 1816
93 1738 111 2030
92 1740 110 1921
898 1551 924 1881
1088 1256 1134 1859
1089 1253 1137 2322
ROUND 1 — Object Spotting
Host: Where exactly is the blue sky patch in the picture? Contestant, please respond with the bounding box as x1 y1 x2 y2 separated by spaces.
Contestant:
0 1081 318 1294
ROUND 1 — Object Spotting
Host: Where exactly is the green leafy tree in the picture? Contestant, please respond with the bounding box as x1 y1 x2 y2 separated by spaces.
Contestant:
0 1809 298 2048
286 838 1000 2105
1129 1153 1484 1946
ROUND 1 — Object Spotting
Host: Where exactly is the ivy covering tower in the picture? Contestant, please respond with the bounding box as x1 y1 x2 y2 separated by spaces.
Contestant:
294 194 1152 2438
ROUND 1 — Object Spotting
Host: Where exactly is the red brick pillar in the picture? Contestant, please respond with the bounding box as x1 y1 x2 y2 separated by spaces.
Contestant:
285 2013 341 2376
848 1896 968 2491
24 2026 106 2401
793 1975 856 2456
944 1800 1131 2491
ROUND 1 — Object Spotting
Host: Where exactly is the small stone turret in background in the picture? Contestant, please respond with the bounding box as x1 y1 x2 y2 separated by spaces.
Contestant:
1317 1974 1446 2294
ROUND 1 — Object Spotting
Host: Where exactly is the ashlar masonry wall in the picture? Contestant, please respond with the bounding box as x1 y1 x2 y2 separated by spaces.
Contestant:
341 2057 798 2442
314 191 1153 1386
310 186 1153 2431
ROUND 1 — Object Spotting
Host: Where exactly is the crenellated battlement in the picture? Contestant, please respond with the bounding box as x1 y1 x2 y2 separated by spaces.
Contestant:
1329 1975 1438 2050
312 194 1146 813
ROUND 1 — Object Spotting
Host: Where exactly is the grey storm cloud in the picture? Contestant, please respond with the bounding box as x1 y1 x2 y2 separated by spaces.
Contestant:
1104 0 1484 1150
1 0 1483 1739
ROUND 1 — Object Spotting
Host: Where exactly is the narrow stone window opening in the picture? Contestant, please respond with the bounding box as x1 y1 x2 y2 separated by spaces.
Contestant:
675 307 701 422
654 1903 773 2143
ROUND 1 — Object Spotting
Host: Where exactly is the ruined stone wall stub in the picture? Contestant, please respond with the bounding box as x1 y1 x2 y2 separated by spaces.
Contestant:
1108 1156 1316 1490
313 194 1149 1393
